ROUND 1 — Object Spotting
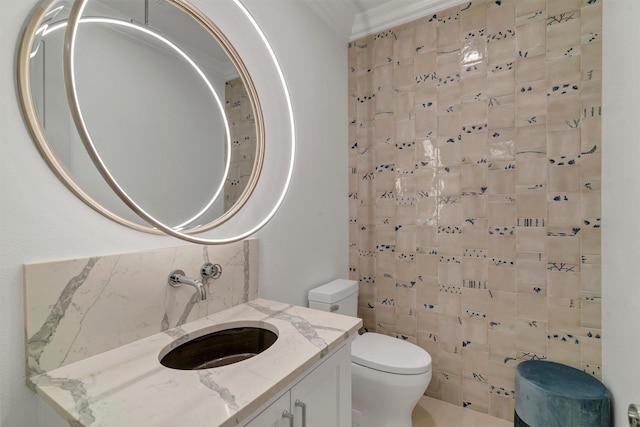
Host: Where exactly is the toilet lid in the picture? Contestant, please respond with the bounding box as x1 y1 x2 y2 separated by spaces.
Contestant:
351 332 432 375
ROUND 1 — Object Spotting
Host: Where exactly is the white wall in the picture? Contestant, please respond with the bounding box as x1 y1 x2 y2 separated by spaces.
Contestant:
244 0 350 306
0 1 348 426
602 1 640 426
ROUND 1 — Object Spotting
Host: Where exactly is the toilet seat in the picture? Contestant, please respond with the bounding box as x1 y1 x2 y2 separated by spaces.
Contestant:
351 332 432 375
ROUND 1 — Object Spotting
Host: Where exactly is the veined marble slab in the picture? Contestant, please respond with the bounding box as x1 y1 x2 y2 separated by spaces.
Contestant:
29 299 362 427
24 240 258 377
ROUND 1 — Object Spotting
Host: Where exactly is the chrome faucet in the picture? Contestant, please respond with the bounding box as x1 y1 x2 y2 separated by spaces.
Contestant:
168 270 206 302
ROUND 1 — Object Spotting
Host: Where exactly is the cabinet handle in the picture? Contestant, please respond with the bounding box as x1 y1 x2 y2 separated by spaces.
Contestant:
295 399 307 427
282 410 294 427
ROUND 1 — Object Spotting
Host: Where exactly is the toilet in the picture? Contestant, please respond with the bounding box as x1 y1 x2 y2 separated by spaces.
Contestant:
308 279 432 427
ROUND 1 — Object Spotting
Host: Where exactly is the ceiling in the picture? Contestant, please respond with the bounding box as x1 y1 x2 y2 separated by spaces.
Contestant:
304 0 466 41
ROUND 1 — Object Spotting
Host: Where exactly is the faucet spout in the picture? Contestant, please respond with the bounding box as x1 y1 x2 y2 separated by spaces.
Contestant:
168 270 207 302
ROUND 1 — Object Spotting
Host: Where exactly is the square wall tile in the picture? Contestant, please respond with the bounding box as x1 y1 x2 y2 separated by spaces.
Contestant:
348 0 601 421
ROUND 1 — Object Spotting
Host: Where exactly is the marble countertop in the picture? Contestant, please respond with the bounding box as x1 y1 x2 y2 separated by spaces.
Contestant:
28 298 362 426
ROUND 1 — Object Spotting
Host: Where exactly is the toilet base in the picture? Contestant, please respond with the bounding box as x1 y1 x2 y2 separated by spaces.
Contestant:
351 362 430 427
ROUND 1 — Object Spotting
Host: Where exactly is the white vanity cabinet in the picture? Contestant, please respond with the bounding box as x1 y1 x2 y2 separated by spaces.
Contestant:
243 392 291 427
243 344 351 427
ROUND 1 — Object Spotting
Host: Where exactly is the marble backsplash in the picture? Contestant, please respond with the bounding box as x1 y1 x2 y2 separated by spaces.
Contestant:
23 240 258 380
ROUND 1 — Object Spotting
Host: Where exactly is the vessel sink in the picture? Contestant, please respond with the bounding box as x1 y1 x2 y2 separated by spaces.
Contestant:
160 326 278 370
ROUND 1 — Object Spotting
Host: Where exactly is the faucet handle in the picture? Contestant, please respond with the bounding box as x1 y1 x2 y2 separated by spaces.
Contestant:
168 270 186 287
201 263 222 279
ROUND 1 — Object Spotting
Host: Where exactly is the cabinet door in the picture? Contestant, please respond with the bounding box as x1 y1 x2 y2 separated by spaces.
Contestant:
243 391 292 427
291 345 351 427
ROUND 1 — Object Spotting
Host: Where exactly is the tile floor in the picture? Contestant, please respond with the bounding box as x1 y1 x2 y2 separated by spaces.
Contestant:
412 397 513 427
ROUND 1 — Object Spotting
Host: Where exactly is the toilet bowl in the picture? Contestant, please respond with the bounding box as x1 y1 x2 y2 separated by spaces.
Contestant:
351 332 432 427
308 279 432 427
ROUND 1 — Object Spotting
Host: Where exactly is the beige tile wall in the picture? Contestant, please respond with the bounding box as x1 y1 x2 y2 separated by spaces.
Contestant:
348 0 602 421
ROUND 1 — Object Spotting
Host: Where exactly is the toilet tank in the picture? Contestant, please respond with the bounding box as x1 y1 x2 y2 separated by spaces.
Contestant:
308 279 358 317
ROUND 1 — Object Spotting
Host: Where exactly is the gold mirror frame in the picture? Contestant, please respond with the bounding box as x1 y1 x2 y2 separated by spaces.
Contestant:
17 0 266 240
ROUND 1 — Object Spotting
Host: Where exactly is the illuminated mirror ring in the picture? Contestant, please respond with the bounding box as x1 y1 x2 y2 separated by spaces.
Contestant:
56 16 233 230
63 0 295 244
17 0 275 238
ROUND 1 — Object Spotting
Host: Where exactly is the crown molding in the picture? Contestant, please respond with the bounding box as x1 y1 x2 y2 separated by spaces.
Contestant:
304 0 360 42
350 0 468 41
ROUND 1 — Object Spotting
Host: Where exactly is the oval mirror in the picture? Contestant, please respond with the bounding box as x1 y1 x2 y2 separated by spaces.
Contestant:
17 0 265 236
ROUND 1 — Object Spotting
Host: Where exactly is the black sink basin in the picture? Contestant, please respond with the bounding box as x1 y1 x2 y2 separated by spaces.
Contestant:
160 326 278 370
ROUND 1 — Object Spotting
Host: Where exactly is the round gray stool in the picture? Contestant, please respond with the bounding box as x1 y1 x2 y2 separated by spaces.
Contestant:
515 361 609 427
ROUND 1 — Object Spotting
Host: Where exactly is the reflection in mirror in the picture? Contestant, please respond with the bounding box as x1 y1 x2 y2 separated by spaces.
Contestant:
224 77 258 212
18 0 261 232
